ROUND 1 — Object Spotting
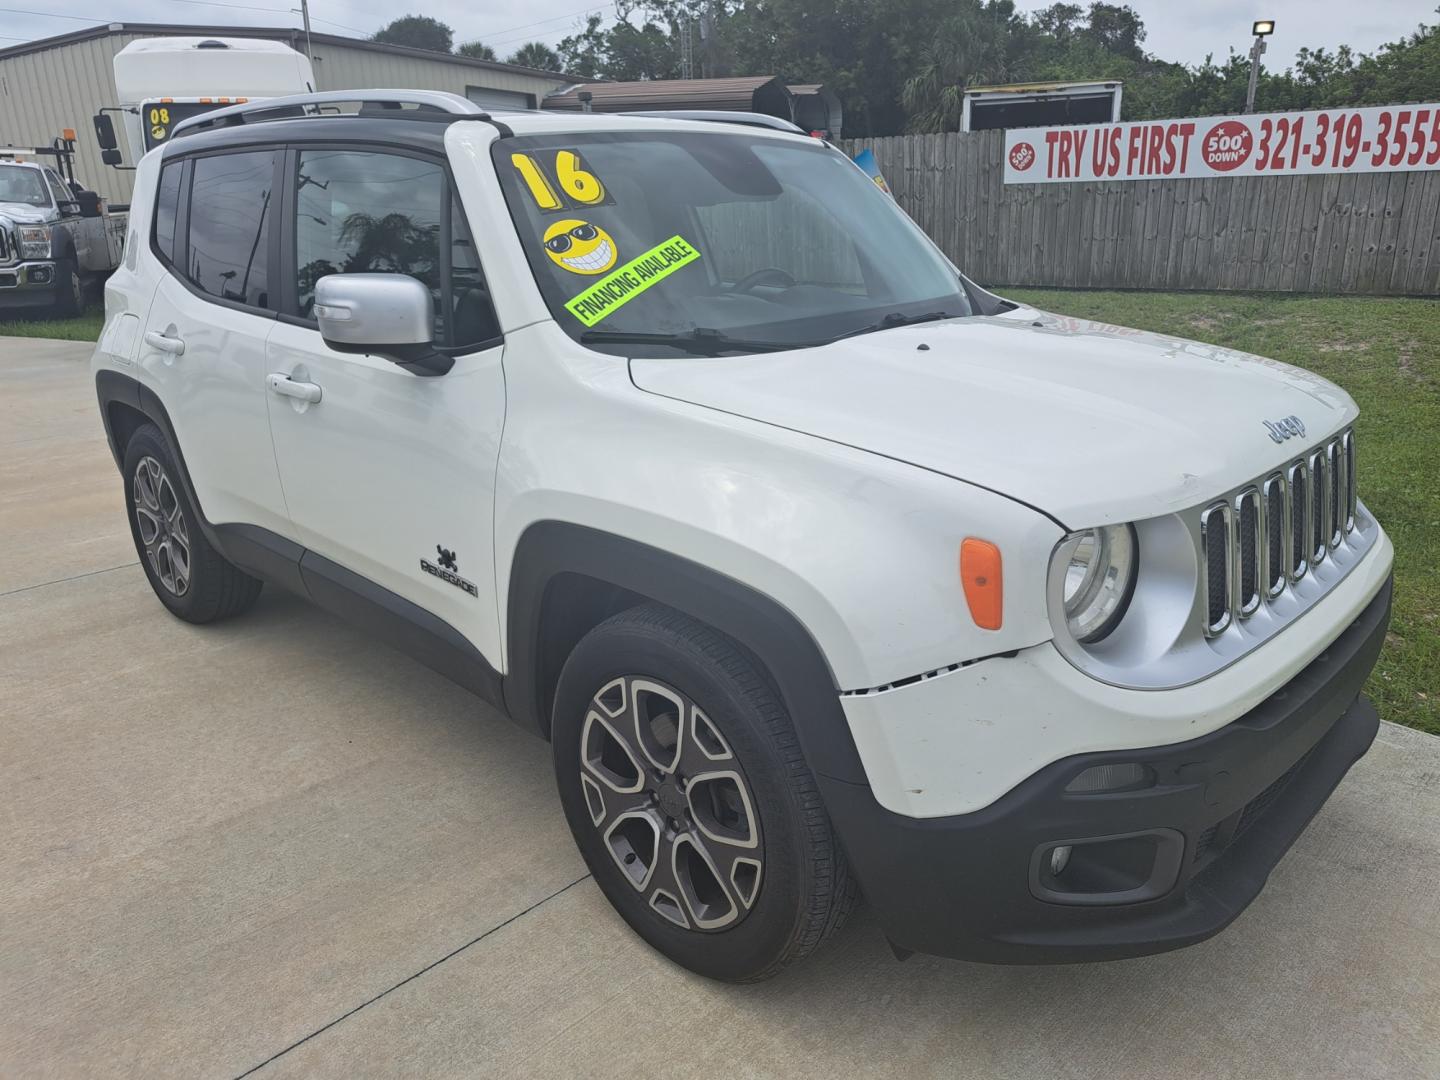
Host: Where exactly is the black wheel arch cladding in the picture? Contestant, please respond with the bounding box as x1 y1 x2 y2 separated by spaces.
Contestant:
505 522 870 784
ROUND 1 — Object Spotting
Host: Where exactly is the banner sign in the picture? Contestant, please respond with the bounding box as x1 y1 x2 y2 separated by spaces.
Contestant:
1003 104 1440 184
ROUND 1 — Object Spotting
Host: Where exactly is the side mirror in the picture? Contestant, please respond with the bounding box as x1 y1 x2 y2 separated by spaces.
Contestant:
101 148 123 167
93 113 118 151
313 273 453 376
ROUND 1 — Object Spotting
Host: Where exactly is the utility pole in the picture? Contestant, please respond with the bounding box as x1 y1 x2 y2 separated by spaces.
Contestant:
1245 19 1275 114
700 0 717 78
299 0 315 67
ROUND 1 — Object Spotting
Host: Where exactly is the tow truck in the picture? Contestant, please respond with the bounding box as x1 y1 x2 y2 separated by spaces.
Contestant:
91 37 315 171
0 133 126 316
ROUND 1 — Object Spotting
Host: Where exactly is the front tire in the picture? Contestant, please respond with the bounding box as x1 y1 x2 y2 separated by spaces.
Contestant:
552 604 857 982
51 259 83 317
121 423 263 623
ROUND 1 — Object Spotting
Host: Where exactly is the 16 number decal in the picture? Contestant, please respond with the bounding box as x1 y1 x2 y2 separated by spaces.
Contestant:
512 150 607 211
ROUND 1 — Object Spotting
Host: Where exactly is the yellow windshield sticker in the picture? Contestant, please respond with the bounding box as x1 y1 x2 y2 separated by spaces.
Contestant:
512 150 610 212
544 219 619 275
564 235 701 327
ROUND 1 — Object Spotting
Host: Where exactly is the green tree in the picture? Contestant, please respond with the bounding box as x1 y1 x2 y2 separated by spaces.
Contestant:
546 0 1440 137
458 41 498 60
508 42 562 70
558 4 693 81
901 1 1026 132
373 14 454 53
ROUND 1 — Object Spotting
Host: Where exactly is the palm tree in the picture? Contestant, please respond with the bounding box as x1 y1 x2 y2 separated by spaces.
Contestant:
457 41 497 60
902 9 1012 132
507 41 561 71
339 212 441 289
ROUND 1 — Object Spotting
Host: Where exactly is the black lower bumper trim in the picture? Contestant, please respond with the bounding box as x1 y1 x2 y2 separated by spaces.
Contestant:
822 575 1392 964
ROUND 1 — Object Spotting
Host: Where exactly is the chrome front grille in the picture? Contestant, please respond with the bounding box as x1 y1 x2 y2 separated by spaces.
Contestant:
0 225 11 264
1201 430 1358 637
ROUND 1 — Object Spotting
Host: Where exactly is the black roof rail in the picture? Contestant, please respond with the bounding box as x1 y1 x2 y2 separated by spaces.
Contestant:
629 110 810 135
170 90 504 139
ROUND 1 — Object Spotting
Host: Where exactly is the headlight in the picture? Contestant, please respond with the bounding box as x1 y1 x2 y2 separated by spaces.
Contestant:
18 225 51 260
1057 524 1137 643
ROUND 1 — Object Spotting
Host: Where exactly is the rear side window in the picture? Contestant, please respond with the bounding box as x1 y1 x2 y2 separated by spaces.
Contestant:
292 149 498 348
153 161 183 265
186 151 275 308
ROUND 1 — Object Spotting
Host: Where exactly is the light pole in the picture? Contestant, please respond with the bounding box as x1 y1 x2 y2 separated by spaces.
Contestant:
1245 20 1275 114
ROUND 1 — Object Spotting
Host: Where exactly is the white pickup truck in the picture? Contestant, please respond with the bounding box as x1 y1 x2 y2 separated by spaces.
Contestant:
0 139 126 316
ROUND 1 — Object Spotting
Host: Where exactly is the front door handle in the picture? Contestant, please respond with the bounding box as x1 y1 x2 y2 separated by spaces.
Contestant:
143 330 185 355
267 373 323 404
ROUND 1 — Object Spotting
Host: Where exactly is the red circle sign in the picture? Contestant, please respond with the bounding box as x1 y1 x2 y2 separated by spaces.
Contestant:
1202 120 1253 172
1008 141 1035 171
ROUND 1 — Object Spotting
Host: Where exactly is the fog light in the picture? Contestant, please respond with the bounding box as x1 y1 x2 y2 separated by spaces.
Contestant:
1064 762 1154 794
1049 845 1072 875
28 265 52 284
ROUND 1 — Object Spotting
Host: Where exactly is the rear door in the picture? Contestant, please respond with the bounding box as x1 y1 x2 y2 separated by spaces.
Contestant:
263 144 507 665
138 148 292 536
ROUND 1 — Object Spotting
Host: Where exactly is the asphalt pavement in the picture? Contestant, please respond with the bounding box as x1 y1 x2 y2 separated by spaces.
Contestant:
2 336 1437 1079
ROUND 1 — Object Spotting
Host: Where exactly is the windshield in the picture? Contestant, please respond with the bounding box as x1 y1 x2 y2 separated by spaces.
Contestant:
0 166 49 207
492 130 971 355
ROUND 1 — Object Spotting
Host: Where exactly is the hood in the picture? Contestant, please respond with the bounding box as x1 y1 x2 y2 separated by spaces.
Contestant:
629 307 1357 527
0 203 53 225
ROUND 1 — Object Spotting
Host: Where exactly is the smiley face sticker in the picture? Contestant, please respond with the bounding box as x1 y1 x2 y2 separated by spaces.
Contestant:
543 219 618 275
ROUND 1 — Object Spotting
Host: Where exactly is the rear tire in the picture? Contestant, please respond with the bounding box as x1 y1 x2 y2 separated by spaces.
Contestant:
121 423 263 623
552 603 857 982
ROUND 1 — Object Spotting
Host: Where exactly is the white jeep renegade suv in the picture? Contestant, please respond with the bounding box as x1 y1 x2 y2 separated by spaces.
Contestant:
92 91 1394 982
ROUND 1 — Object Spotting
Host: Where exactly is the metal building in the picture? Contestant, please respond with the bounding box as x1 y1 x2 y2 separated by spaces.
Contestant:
0 22 580 202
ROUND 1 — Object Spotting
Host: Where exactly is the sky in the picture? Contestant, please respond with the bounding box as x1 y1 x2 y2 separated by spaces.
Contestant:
0 0 1432 68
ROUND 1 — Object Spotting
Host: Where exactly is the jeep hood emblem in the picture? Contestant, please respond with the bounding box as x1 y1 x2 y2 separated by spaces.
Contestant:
1263 415 1306 443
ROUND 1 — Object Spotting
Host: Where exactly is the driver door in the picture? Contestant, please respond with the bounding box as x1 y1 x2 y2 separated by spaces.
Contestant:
263 146 507 668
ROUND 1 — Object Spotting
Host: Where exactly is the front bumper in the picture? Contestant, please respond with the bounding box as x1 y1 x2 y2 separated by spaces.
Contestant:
820 575 1391 964
0 260 59 309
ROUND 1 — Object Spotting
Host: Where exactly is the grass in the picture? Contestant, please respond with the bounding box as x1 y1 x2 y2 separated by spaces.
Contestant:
6 289 1436 732
0 305 105 341
1009 289 1438 735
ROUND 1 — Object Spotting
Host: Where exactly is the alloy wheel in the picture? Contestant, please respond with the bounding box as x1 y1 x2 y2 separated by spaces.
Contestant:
580 675 764 931
132 455 191 596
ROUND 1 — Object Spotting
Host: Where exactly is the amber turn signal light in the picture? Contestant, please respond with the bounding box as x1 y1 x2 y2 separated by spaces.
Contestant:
961 538 1003 630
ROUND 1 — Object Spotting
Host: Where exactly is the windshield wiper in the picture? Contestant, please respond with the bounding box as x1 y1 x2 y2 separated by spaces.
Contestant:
829 310 952 342
579 327 797 356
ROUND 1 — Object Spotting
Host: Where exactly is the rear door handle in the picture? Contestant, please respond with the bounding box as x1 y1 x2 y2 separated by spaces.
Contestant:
267 373 323 404
143 330 185 355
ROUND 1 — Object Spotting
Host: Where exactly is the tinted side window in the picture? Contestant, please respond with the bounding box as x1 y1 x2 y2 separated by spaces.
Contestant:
153 161 183 265
44 169 71 206
294 149 497 348
186 151 274 308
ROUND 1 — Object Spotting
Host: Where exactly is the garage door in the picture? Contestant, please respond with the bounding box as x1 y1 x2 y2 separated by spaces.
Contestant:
466 86 535 111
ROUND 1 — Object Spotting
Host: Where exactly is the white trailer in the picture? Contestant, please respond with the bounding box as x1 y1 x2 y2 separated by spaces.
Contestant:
92 37 315 170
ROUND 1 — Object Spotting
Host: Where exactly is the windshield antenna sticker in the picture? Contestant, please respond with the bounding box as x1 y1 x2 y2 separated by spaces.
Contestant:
564 236 701 327
544 219 619 275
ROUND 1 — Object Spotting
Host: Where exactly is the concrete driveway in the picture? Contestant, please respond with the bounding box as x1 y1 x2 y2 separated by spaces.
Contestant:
2 336 1438 1080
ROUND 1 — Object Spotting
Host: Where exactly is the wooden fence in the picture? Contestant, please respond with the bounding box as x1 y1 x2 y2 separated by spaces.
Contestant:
839 131 1440 296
